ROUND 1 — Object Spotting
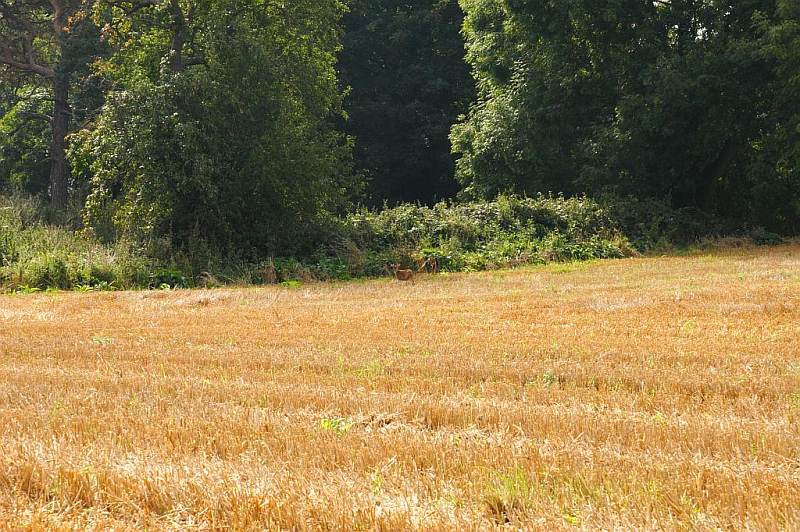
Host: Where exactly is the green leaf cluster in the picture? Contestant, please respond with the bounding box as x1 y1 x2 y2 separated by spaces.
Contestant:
452 0 800 232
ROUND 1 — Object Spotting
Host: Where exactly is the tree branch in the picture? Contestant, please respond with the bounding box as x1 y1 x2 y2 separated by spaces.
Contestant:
20 111 53 122
0 52 55 78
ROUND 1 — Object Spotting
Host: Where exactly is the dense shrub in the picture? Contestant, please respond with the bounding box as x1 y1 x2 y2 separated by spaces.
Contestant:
1 193 788 291
340 195 636 274
1 195 153 290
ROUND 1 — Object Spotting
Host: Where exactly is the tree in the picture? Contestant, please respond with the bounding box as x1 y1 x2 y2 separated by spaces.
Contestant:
738 0 800 231
73 0 360 258
339 0 474 205
0 83 52 194
452 0 798 230
0 0 100 209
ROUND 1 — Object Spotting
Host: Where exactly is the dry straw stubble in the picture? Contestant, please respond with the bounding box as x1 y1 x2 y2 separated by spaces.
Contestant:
0 245 799 529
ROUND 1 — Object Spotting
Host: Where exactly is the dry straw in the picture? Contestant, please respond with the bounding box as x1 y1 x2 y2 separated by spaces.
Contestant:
1 245 798 529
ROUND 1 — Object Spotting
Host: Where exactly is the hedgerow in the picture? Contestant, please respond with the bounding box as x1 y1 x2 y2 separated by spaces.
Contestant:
0 193 783 291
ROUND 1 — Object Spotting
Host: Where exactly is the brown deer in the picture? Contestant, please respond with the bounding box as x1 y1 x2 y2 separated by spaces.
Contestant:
388 263 415 284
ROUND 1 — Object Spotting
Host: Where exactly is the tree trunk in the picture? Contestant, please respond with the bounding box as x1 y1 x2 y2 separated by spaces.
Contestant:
49 73 70 210
168 0 187 72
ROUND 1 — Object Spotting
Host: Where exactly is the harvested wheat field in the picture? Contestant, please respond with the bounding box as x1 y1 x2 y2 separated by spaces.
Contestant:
1 245 799 530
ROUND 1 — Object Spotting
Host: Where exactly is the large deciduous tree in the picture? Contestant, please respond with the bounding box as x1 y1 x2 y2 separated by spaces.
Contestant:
72 0 359 257
0 0 99 208
452 0 800 231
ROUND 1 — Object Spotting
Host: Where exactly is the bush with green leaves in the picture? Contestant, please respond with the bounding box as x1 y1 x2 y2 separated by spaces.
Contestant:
0 195 154 291
71 0 359 259
339 194 637 275
0 192 785 291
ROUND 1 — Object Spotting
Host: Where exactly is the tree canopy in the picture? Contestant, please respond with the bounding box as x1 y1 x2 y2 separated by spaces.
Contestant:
1 0 798 258
452 0 800 231
68 0 356 257
1 0 105 208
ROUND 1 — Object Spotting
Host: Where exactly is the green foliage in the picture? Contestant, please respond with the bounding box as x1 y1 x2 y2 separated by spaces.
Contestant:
91 335 114 346
600 196 731 252
320 417 353 435
3 0 799 270
749 227 785 246
484 467 533 522
453 0 800 233
21 254 71 290
0 194 639 290
0 195 154 291
332 192 635 275
148 269 189 290
340 194 636 275
0 1 108 205
745 0 800 231
272 258 313 284
1 192 789 292
0 93 51 195
72 0 360 257
309 255 351 282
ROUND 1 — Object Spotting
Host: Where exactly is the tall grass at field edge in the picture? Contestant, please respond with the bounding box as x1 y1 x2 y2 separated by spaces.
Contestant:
0 193 788 291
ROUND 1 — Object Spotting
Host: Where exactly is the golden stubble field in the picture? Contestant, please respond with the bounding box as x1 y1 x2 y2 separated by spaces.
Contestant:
1 245 799 530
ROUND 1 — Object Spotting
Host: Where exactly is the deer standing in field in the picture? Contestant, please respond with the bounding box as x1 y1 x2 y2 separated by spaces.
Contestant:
388 263 415 285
